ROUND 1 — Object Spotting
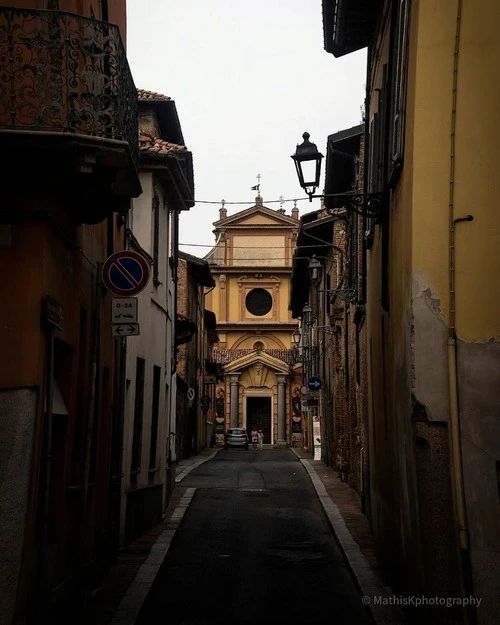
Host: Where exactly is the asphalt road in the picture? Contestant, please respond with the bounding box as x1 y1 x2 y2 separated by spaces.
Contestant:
135 448 374 625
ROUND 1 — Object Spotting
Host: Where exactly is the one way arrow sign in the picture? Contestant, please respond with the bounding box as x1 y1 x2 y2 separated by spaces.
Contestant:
307 376 322 391
112 323 140 337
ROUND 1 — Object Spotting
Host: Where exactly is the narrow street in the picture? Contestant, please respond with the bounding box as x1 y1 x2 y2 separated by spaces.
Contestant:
133 449 373 625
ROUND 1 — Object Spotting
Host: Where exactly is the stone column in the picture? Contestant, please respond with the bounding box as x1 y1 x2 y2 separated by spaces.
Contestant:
276 375 287 447
229 373 240 427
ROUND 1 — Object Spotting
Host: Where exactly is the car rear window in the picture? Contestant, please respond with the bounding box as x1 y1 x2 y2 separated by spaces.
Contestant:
228 429 246 435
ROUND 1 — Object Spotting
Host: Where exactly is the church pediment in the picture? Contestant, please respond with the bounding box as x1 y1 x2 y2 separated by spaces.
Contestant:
214 204 299 228
224 350 290 376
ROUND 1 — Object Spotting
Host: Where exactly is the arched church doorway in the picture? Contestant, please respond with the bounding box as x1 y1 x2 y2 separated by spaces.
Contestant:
246 396 272 444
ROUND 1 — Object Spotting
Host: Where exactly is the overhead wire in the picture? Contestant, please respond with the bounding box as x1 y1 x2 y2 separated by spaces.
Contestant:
186 195 312 205
179 242 326 249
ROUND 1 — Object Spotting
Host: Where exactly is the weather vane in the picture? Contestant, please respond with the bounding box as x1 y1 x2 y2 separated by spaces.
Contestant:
251 173 261 194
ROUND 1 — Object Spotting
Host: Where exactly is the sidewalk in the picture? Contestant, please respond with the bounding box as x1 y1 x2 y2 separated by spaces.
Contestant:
291 449 406 625
79 448 219 625
82 447 405 625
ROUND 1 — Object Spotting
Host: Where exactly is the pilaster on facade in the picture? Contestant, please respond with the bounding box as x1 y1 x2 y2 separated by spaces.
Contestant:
276 374 287 447
228 373 241 428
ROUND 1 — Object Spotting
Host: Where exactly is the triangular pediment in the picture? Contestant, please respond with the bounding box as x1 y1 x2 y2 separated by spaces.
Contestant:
214 204 299 229
224 350 290 375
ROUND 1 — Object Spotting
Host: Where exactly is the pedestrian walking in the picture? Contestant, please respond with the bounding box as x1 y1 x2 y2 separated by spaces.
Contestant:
257 429 264 449
251 428 258 449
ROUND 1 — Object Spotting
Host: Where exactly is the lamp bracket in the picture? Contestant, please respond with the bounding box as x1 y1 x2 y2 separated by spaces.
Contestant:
329 288 357 303
315 325 337 335
308 191 385 220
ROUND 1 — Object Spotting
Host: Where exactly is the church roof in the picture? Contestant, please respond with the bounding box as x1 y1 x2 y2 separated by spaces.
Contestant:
213 198 299 228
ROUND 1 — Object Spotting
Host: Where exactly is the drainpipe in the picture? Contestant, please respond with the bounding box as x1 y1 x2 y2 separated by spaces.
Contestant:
83 264 102 513
113 219 129 555
36 319 55 615
169 209 180 473
447 1 475 619
359 446 365 512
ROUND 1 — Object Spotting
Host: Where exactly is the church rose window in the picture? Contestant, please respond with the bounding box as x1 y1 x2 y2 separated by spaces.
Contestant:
246 288 272 316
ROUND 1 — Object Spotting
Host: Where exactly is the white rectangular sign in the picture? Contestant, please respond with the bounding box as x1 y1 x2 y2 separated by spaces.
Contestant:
112 297 138 324
112 323 140 337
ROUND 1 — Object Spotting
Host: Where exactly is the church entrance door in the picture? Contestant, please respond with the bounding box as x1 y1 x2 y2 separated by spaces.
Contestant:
246 397 272 444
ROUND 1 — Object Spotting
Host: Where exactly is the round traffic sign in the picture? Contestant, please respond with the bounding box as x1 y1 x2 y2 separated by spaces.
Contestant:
102 251 150 296
187 387 195 401
308 376 322 391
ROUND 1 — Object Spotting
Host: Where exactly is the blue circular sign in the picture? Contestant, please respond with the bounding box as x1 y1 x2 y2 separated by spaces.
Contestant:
307 376 322 391
102 251 150 296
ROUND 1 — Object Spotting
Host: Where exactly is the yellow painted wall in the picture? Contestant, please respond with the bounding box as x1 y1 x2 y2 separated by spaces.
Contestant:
453 0 500 340
411 0 500 341
232 235 286 265
411 0 455 324
237 215 285 225
365 0 500 615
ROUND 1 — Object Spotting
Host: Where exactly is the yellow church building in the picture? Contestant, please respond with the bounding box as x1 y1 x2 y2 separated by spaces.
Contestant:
205 195 303 447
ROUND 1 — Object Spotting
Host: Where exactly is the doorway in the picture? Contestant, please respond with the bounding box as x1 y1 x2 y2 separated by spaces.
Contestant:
246 397 272 444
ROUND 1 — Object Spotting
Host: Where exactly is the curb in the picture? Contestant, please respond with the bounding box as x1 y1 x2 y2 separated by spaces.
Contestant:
175 448 221 483
293 451 406 625
109 488 197 625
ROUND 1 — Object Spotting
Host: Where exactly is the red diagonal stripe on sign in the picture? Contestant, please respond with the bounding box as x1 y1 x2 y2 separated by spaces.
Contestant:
113 258 142 287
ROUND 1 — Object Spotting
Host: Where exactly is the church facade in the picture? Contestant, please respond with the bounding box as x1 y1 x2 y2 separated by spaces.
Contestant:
205 195 303 447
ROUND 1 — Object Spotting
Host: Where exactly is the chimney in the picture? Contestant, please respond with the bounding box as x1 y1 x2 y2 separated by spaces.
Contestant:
291 203 299 220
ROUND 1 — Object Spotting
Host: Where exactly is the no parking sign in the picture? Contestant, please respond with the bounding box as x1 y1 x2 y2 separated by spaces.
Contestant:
102 250 150 296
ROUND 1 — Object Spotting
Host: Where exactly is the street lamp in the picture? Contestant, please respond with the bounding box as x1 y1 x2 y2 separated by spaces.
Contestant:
291 132 324 197
291 132 384 220
292 327 301 346
308 254 322 287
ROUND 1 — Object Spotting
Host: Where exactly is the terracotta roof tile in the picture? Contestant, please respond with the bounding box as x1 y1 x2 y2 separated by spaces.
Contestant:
137 89 171 102
139 132 187 156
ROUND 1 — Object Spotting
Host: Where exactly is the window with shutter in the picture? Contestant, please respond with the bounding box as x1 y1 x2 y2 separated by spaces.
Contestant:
389 0 411 184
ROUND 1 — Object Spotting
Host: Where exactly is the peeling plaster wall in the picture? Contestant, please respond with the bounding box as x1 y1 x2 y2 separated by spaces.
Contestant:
389 303 425 593
414 421 462 624
457 340 500 625
412 273 449 422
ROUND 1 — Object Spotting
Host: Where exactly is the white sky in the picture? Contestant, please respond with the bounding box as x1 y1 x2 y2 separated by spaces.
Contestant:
126 0 367 256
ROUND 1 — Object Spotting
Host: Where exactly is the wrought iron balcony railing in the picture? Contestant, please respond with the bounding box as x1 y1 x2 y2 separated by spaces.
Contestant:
0 7 138 160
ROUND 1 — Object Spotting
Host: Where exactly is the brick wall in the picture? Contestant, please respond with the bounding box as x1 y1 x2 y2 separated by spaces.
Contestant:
320 135 369 505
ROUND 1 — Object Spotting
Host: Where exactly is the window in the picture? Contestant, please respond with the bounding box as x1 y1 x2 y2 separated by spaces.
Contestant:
131 358 145 473
389 0 411 184
149 366 161 470
365 64 388 247
245 288 272 316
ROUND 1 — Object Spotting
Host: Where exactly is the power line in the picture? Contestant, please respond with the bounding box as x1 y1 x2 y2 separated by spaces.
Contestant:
179 242 326 249
187 195 312 205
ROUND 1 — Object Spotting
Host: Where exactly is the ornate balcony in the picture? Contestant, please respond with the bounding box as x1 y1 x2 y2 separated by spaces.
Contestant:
0 7 141 223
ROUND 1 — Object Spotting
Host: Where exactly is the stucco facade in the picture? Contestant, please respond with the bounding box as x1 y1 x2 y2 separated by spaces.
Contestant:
205 197 302 447
322 1 500 622
119 90 194 546
0 1 139 623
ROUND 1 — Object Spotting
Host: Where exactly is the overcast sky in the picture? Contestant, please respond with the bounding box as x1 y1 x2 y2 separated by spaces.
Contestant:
126 0 367 256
